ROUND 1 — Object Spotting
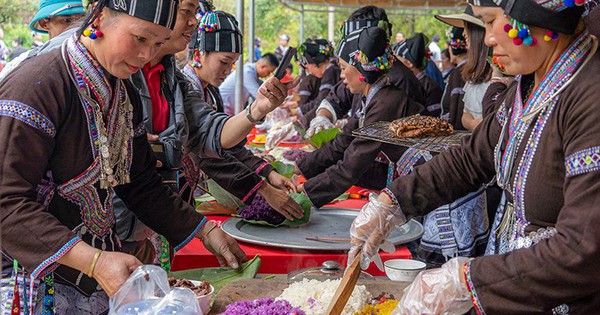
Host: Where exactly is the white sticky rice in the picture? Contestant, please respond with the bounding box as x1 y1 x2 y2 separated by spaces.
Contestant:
276 279 370 315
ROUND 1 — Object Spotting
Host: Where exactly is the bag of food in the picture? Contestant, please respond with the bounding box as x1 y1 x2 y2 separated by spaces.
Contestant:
109 265 203 315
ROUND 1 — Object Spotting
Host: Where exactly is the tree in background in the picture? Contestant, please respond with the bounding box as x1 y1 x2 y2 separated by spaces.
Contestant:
212 0 453 62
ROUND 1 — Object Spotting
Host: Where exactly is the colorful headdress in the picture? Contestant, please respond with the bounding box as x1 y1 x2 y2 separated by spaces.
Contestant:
190 10 243 58
469 0 591 46
296 38 334 67
449 26 468 55
337 26 394 84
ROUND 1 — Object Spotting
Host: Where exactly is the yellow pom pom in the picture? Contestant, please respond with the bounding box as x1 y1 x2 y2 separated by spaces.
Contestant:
83 29 92 37
508 29 518 39
544 35 552 42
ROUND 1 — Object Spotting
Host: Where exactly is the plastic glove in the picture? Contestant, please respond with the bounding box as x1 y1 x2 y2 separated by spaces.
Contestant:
395 257 473 315
348 193 406 271
306 116 335 138
199 221 248 269
265 122 294 150
335 118 349 130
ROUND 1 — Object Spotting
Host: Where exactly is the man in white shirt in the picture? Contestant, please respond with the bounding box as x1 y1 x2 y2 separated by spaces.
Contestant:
428 34 442 70
219 53 279 115
274 34 290 60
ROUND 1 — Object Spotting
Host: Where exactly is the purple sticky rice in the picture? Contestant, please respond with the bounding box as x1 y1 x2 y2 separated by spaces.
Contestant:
220 297 305 315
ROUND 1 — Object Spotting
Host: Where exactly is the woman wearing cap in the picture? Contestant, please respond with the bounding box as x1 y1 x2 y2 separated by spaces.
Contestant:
294 38 340 116
349 0 600 313
30 0 86 39
295 26 422 208
436 5 495 131
181 10 303 223
0 0 253 312
394 33 444 116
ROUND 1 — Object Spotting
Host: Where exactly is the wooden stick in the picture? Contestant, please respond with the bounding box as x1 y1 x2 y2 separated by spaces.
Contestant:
325 254 362 315
305 237 351 243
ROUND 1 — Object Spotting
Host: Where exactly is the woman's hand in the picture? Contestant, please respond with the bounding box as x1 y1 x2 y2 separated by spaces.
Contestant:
259 183 304 221
199 221 248 269
396 257 473 314
348 193 406 271
252 77 301 119
93 251 143 296
267 171 297 193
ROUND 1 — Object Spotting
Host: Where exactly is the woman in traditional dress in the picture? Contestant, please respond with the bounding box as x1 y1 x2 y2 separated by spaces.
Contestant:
294 25 423 208
294 38 340 117
181 10 303 221
0 0 289 312
349 0 600 313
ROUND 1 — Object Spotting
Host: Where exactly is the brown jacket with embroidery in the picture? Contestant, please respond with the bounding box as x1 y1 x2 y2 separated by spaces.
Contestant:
388 49 600 314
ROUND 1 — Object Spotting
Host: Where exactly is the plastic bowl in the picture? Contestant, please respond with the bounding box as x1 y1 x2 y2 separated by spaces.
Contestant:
191 281 214 314
384 259 426 282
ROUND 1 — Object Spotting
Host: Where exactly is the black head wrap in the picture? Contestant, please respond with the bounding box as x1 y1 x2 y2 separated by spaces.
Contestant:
337 26 394 84
107 0 179 29
189 11 243 54
468 0 586 34
198 0 214 14
393 33 428 69
449 26 467 56
296 38 333 67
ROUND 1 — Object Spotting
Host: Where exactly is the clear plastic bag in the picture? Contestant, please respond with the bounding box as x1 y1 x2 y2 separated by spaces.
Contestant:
109 265 203 315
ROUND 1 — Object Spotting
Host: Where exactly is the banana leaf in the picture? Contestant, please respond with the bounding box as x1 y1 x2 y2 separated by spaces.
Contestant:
242 193 312 227
168 255 261 294
270 161 295 179
308 128 340 149
206 179 244 210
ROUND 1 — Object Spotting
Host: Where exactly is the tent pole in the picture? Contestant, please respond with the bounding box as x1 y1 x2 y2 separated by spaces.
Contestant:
235 0 245 114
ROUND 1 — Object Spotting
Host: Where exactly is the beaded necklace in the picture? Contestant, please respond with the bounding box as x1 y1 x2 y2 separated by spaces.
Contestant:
63 36 134 190
492 32 597 251
494 32 595 191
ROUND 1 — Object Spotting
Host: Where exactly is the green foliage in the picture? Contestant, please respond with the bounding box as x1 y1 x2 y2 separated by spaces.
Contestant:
0 0 37 24
210 0 455 62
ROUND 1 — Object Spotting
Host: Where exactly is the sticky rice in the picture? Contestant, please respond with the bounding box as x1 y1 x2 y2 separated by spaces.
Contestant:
277 279 370 315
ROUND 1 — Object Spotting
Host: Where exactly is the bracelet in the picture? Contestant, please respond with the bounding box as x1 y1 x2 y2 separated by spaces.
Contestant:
88 249 102 278
245 102 265 125
200 224 218 241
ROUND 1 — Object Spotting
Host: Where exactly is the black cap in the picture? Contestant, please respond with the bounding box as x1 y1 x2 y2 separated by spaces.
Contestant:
107 0 178 30
449 26 467 56
337 26 393 84
297 38 333 66
393 33 428 69
190 11 243 54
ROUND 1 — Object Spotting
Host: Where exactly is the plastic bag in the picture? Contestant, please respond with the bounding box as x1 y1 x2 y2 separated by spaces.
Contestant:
109 265 203 315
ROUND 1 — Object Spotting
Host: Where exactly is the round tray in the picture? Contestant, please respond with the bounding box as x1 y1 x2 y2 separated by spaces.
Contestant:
221 208 423 251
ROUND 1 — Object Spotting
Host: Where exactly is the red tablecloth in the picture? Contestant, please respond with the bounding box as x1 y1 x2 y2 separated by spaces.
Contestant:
172 199 412 276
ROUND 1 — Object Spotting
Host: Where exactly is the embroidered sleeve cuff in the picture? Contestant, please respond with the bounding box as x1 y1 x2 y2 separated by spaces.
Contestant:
464 260 486 315
381 188 399 206
31 236 82 279
174 216 207 252
255 162 269 175
241 179 265 203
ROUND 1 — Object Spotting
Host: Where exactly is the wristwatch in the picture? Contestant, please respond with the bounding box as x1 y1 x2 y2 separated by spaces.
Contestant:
245 102 265 124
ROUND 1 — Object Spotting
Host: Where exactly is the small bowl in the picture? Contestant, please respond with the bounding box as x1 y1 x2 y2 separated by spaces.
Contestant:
191 281 214 314
384 259 426 282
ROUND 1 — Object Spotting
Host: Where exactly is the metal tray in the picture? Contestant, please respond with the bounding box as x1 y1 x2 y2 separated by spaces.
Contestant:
352 121 470 153
221 208 424 251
